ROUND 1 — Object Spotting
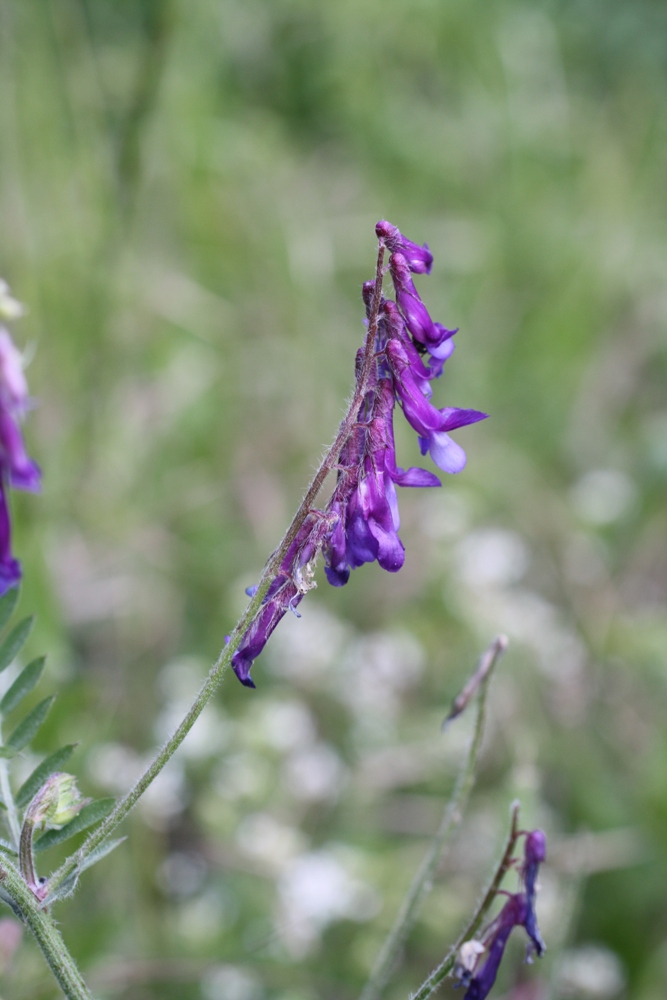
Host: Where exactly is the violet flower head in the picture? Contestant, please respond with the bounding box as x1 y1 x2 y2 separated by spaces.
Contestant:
457 829 547 999
230 221 486 686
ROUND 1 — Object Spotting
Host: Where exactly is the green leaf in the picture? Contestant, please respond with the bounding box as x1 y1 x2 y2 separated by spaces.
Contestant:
0 838 16 856
0 588 19 635
16 744 78 809
6 696 55 752
34 798 115 854
41 837 126 904
0 616 35 674
0 657 45 716
0 747 18 759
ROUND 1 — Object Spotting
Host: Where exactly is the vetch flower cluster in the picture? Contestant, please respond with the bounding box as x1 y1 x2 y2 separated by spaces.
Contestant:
231 222 486 687
455 829 546 999
0 282 40 594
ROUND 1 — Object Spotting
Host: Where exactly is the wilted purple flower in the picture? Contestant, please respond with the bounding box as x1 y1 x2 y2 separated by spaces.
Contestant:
463 894 529 1000
376 220 433 274
232 512 334 687
521 829 547 958
457 829 547 999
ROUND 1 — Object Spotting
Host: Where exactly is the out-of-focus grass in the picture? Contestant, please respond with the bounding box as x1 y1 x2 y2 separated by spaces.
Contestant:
1 0 667 997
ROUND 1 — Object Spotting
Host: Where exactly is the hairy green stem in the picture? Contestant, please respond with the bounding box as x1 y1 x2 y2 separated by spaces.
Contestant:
43 240 387 904
409 801 521 1000
359 636 508 1000
0 861 94 999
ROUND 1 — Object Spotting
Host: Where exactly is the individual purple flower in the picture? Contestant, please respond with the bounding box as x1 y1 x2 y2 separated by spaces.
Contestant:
375 220 434 274
385 338 487 473
389 253 458 360
0 329 41 493
0 482 21 596
346 453 404 573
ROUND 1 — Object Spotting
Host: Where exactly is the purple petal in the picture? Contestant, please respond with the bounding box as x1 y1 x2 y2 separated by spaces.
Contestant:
390 465 441 487
0 412 41 493
428 431 467 473
439 408 488 431
369 519 405 572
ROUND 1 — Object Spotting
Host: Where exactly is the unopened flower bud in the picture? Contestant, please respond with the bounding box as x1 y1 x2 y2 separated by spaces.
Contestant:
25 773 89 831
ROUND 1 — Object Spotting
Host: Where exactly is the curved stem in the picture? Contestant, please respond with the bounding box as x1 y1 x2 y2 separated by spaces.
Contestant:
0 861 94 999
43 240 387 905
359 637 508 1000
409 801 521 1000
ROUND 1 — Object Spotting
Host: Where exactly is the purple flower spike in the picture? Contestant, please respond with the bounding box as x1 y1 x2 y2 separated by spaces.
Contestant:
0 482 21 597
376 221 434 274
231 221 487 685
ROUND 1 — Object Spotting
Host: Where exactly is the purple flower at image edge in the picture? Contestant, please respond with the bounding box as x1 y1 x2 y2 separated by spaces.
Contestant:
0 315 41 596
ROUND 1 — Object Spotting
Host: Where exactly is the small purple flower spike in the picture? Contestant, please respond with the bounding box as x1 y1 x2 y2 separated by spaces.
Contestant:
376 220 434 274
456 829 547 999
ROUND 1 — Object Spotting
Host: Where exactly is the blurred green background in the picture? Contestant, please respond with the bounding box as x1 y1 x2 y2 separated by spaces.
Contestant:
1 0 667 997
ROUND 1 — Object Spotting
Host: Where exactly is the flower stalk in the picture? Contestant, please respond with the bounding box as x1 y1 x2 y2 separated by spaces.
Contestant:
0 861 94 999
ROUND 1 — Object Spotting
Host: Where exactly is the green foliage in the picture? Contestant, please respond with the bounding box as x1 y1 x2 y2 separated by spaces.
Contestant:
0 589 20 636
0 618 34 675
6 696 55 753
0 657 46 716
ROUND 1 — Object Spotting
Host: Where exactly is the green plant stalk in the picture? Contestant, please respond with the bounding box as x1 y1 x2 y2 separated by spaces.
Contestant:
43 240 387 905
409 801 521 1000
0 860 94 999
359 636 508 1000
